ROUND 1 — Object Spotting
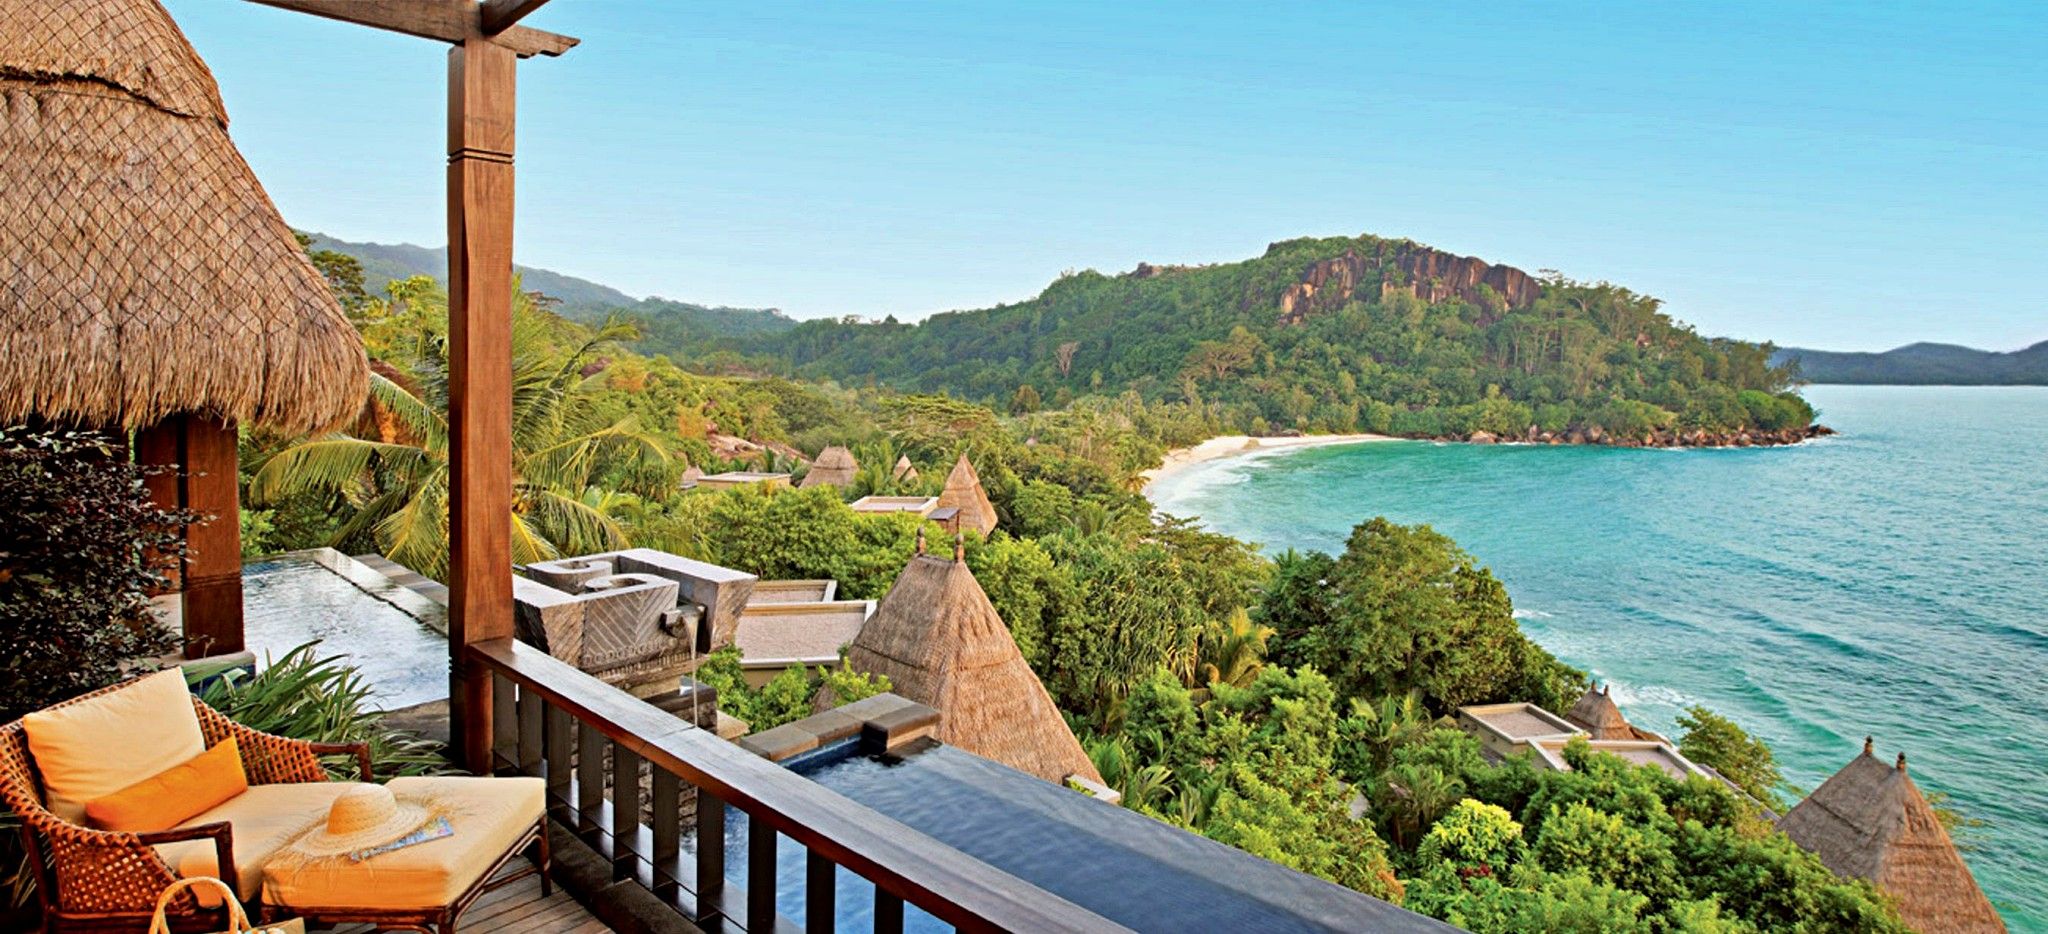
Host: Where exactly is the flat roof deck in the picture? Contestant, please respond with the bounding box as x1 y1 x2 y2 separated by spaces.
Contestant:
748 579 839 605
734 599 875 667
1459 702 1582 740
849 495 940 515
1531 737 1705 780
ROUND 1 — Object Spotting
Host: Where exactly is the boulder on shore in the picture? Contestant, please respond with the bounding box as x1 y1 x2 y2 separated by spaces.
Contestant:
1469 431 1497 444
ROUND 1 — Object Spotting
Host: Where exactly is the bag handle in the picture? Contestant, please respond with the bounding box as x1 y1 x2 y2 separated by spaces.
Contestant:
148 876 253 934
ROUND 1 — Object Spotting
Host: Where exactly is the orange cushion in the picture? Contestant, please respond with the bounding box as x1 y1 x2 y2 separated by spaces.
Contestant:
85 738 248 832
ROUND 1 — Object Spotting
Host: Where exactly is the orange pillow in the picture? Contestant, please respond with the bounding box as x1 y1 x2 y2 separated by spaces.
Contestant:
84 738 248 832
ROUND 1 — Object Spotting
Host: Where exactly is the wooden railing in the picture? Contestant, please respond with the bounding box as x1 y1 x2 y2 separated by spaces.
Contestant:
469 637 1126 933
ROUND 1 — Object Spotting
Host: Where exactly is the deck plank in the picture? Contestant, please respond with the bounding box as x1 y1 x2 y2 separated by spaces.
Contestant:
304 865 610 933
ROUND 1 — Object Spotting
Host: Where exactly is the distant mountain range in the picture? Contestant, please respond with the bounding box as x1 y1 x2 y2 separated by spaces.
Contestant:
1771 342 2048 385
302 232 799 346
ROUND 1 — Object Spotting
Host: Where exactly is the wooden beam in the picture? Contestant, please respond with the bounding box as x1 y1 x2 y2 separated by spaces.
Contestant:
245 0 578 58
446 36 520 774
480 0 553 36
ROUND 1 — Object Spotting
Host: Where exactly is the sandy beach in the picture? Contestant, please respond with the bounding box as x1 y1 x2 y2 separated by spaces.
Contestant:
1141 433 1396 497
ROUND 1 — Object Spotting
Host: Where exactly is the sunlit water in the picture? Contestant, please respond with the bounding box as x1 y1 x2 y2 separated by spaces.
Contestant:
1150 386 2047 930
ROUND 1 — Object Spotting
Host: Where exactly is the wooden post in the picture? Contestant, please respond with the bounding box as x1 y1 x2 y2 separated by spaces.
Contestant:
446 36 518 774
136 414 244 657
181 416 244 658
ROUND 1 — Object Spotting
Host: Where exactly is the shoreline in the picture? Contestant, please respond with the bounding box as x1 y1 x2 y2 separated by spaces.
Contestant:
1140 424 1838 500
1141 433 1396 497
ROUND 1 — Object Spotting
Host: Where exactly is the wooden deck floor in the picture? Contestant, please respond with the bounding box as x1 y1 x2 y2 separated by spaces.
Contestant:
324 867 611 933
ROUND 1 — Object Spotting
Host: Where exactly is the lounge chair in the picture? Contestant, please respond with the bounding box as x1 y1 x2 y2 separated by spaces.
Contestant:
1 670 545 933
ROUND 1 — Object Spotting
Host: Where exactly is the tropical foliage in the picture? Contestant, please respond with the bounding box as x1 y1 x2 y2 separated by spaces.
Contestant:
248 282 667 578
0 425 184 722
196 642 449 779
686 234 1814 441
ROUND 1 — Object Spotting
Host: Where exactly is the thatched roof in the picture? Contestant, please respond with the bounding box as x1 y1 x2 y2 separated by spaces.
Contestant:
891 454 918 483
845 542 1100 785
798 445 858 488
1779 738 2004 933
936 454 998 535
1565 684 1656 742
0 0 367 434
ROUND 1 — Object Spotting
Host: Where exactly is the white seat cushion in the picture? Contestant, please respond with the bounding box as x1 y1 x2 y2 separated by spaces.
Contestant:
264 776 544 911
24 670 206 823
154 781 366 905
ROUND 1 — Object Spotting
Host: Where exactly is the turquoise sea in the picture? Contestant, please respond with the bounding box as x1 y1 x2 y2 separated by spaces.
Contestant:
1149 385 2047 930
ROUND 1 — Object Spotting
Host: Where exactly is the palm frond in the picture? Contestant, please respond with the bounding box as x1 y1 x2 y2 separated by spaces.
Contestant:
249 437 430 503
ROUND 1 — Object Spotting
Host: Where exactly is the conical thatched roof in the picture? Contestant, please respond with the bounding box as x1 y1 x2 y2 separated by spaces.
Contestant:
891 454 918 483
1566 684 1635 740
1779 739 2004 934
680 464 706 487
936 454 997 535
0 0 368 433
799 445 858 488
845 545 1100 785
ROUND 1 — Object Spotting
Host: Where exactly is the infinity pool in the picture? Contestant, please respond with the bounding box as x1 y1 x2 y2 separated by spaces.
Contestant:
725 740 1450 932
241 549 448 709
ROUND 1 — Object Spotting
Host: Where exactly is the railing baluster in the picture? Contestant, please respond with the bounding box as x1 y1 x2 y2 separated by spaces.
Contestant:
748 819 777 932
873 886 904 934
651 767 680 901
544 701 572 821
577 717 604 839
696 787 726 922
467 639 1128 934
516 684 543 776
611 741 642 881
490 672 516 773
806 849 835 934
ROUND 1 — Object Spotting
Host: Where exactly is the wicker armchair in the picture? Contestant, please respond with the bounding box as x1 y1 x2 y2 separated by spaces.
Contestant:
0 675 370 933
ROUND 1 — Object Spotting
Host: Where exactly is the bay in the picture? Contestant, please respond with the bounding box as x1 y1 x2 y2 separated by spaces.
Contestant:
1149 385 2048 930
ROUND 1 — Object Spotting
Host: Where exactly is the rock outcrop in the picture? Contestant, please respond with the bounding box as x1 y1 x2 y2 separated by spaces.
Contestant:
1279 242 1542 325
1509 423 1834 449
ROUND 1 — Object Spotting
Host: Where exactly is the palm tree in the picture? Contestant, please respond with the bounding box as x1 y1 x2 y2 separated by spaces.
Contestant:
251 300 666 580
1349 692 1431 776
1195 609 1273 694
1385 762 1463 850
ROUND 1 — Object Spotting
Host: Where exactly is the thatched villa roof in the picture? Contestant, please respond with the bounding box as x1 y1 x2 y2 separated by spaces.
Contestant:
936 454 998 535
0 0 367 434
1779 738 2004 933
1565 684 1657 742
799 445 858 489
891 454 918 483
844 541 1100 785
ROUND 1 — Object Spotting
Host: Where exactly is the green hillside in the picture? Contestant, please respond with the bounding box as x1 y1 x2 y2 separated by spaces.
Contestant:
301 231 798 346
1773 341 2048 385
739 234 1815 443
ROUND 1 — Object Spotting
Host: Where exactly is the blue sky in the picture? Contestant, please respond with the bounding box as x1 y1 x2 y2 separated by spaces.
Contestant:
166 1 2044 351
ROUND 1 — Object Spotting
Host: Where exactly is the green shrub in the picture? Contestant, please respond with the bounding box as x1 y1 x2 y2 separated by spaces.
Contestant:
0 426 185 722
197 643 448 779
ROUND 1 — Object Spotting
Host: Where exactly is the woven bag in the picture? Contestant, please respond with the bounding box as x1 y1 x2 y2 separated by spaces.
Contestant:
146 877 305 934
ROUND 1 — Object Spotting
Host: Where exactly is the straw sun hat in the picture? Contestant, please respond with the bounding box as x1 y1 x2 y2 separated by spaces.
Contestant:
284 785 439 859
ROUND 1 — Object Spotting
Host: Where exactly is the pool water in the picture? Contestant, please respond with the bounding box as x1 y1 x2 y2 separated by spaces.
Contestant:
240 550 450 709
723 741 1449 932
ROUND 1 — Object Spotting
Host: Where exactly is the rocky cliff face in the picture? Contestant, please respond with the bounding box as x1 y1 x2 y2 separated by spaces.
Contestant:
1278 243 1541 324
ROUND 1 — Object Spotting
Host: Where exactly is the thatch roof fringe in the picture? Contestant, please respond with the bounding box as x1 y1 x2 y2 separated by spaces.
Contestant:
0 0 368 434
845 553 1100 785
1779 739 2005 933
